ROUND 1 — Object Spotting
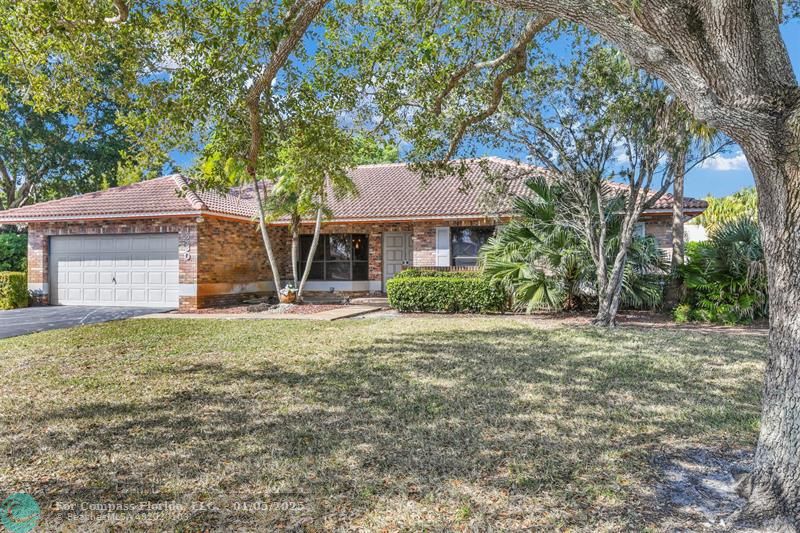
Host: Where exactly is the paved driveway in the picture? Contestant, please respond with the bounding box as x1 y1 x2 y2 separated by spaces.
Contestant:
0 306 172 340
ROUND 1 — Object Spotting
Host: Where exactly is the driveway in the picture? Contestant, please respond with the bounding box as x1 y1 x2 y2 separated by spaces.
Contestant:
0 306 172 339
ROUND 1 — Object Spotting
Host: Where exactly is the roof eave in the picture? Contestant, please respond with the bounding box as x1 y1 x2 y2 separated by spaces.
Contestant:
0 210 212 224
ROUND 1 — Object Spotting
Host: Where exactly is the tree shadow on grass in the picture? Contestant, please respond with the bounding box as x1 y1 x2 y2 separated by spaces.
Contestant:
6 325 765 530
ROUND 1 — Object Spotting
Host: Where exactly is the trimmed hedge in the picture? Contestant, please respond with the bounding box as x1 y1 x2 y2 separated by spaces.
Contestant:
0 272 28 310
387 275 507 313
393 268 481 279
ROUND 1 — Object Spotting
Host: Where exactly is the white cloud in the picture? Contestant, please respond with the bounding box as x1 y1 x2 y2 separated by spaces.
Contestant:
700 151 749 172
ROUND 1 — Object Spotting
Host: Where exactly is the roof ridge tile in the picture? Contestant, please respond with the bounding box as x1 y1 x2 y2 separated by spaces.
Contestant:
171 174 207 211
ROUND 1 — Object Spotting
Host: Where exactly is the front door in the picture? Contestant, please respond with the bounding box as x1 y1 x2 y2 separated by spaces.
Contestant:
383 232 411 290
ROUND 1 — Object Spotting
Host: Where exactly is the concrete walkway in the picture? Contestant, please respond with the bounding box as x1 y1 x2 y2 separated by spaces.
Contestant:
137 305 383 322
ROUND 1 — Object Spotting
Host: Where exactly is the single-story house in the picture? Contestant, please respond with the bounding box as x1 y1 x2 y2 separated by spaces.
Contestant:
0 157 707 311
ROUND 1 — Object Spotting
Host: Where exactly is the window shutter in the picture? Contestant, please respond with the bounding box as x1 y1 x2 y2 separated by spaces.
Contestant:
435 227 450 266
634 222 646 238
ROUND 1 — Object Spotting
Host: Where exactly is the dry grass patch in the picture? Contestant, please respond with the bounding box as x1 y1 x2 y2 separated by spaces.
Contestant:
0 317 765 530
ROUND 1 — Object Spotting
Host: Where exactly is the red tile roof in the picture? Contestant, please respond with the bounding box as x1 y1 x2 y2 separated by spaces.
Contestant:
0 158 706 223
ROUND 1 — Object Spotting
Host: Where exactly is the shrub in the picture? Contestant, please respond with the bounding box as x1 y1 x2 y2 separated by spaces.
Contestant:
387 275 507 313
676 218 766 324
0 232 27 272
673 303 692 324
393 268 481 279
0 272 28 310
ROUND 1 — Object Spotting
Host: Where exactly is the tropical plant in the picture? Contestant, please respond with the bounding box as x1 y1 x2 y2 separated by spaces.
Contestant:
691 188 758 234
481 177 667 313
676 217 766 324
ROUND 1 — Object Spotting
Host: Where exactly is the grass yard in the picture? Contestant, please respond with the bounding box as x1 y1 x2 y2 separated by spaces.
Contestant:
0 317 765 530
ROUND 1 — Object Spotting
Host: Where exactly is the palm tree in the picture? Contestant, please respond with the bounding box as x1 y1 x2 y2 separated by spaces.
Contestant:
267 123 358 301
481 177 667 312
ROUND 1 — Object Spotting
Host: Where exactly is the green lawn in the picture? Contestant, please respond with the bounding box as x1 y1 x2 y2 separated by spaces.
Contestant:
0 317 765 530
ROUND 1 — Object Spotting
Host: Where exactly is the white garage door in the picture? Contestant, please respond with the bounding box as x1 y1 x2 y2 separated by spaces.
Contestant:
50 234 179 307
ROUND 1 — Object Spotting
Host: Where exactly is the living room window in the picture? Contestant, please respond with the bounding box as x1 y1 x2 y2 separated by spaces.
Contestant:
450 227 494 267
298 234 369 281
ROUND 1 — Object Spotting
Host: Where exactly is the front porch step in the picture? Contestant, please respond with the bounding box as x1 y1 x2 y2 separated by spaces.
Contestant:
350 296 389 306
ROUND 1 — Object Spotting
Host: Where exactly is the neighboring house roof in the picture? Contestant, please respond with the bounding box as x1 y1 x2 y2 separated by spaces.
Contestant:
0 157 706 224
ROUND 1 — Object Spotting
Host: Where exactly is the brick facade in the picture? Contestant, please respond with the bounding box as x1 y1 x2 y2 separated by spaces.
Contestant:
195 218 286 308
25 213 680 310
25 216 284 311
641 217 673 251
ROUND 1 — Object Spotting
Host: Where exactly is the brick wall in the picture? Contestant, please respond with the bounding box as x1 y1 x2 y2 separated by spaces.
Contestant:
641 216 674 252
195 218 285 308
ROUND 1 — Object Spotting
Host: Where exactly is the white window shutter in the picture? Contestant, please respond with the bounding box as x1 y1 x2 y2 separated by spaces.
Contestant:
634 222 646 238
435 227 450 266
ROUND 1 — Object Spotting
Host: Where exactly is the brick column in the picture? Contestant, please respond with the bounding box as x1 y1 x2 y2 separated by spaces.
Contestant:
26 226 49 305
178 224 199 311
412 223 436 267
368 230 382 282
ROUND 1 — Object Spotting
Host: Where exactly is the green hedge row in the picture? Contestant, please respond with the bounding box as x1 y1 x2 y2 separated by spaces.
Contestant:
0 272 28 310
387 275 507 313
393 268 481 279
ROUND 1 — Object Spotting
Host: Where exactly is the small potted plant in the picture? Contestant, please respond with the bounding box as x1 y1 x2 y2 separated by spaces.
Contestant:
279 282 297 304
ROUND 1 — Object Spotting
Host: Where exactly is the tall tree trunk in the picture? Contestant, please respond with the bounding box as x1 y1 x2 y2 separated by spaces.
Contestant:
296 206 324 302
734 126 800 527
251 177 282 295
290 214 300 286
664 147 687 308
671 148 686 269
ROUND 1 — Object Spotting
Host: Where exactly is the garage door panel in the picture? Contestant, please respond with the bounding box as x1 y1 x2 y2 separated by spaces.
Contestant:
50 234 178 307
98 288 114 302
115 288 131 302
131 289 147 303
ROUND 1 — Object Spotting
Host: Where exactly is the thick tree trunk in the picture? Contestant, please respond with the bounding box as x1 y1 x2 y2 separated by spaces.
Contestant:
734 126 800 527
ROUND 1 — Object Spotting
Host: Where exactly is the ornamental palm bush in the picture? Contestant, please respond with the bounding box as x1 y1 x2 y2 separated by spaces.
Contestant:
481 179 667 313
676 217 767 324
